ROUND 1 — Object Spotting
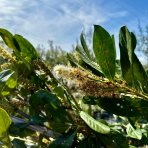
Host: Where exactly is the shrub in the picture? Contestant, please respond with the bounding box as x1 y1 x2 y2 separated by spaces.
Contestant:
0 25 147 147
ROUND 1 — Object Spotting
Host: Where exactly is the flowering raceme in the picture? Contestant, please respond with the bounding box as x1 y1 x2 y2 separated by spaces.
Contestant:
53 65 120 98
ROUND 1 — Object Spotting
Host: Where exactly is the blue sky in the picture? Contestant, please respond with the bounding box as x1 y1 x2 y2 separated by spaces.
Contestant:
0 0 148 60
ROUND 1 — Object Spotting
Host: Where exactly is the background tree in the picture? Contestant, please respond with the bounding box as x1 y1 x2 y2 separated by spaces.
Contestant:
36 40 68 68
137 23 148 68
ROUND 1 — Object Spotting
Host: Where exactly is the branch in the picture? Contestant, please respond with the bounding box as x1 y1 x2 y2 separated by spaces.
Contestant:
10 116 60 138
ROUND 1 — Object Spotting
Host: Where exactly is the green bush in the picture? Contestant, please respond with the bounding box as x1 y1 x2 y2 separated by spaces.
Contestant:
0 25 147 147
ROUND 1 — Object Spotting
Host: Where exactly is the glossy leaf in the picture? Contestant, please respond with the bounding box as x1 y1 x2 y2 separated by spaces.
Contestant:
119 26 148 93
0 69 13 83
80 111 110 134
119 26 136 64
14 34 38 62
93 25 116 80
0 28 18 51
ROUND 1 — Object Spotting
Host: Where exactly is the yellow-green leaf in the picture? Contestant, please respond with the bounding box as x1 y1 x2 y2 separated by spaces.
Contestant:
0 108 12 137
80 111 110 134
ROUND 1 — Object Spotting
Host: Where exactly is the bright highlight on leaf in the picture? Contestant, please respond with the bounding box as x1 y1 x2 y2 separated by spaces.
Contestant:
0 108 12 137
80 111 110 134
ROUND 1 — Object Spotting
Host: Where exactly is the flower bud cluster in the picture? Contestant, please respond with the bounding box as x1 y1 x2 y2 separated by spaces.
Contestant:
80 80 119 98
0 62 12 69
19 76 37 91
0 99 14 113
0 46 16 62
53 65 120 98
53 65 88 81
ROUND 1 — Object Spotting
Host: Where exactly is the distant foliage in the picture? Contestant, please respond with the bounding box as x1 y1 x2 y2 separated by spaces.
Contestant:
137 23 148 68
36 40 68 67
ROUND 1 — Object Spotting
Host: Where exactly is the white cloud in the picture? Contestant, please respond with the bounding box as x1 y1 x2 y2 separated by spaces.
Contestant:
0 0 130 50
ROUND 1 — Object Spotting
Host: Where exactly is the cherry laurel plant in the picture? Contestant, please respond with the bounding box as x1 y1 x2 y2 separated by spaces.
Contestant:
0 25 148 147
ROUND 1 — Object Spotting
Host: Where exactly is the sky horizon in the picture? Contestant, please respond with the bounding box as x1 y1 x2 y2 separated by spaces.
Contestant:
0 0 148 62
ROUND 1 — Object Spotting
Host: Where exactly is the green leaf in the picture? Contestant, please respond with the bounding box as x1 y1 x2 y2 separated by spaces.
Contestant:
48 131 76 148
14 34 38 62
53 86 65 99
126 123 142 140
98 130 129 148
111 35 116 58
67 53 77 67
83 96 148 118
0 69 17 96
0 108 12 137
119 26 148 93
12 138 27 148
6 76 17 89
0 28 36 71
132 54 148 93
9 123 34 138
93 25 116 80
78 136 102 148
119 26 136 64
0 28 18 51
29 90 73 132
80 33 91 59
80 111 110 134
67 52 103 77
0 69 13 83
76 46 104 76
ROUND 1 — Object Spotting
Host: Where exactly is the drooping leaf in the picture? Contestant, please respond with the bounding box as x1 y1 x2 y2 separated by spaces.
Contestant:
80 111 110 134
0 108 12 138
93 25 116 80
